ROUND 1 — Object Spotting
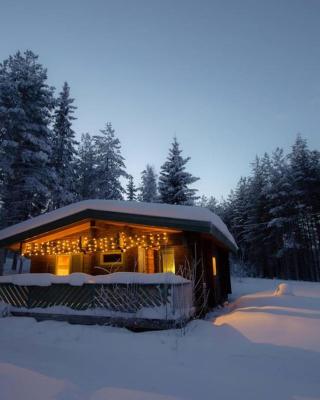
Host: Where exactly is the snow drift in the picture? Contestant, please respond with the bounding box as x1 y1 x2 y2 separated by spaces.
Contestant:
1 277 320 400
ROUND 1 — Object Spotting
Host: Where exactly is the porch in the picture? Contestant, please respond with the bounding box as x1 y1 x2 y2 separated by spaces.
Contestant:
17 219 188 277
0 272 193 330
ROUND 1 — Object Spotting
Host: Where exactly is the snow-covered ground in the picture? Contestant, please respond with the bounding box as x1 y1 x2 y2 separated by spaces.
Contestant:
0 277 320 400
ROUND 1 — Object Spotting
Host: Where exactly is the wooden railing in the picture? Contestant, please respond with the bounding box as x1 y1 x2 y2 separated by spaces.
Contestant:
0 281 193 329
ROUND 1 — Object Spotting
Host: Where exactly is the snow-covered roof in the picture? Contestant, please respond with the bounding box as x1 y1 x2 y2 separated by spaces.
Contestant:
0 200 237 252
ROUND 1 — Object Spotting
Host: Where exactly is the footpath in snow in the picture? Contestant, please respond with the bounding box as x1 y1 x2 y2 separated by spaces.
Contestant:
0 277 320 400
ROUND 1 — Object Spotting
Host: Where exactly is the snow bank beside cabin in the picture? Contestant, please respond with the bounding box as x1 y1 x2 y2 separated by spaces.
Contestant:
0 272 190 286
0 199 237 250
215 277 320 353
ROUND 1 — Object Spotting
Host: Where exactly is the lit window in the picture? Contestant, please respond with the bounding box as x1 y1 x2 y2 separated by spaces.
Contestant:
56 255 71 276
162 247 175 273
212 256 217 276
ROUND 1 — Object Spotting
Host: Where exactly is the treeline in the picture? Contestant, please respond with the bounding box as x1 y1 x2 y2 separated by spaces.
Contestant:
1 50 319 281
0 50 199 229
215 137 320 281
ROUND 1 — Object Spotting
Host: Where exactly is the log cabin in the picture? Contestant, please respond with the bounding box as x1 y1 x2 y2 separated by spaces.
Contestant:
0 200 237 328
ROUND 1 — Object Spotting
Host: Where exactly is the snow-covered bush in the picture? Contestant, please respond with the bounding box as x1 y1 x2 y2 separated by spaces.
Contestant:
274 283 293 296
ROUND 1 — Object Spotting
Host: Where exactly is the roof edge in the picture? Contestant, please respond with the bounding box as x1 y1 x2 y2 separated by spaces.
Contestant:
0 208 217 246
0 202 237 253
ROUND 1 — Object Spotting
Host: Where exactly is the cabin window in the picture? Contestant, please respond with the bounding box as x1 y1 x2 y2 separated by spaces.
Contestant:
100 251 123 266
56 255 71 276
138 247 146 273
161 247 175 273
212 256 217 276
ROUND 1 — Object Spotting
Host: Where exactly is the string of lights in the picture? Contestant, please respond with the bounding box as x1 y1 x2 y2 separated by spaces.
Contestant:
22 232 169 257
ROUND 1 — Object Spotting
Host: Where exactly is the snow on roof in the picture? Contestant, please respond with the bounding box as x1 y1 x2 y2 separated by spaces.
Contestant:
0 200 237 251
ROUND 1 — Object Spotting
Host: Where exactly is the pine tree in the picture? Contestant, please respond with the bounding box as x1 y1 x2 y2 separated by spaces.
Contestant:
228 177 250 246
198 195 208 207
75 133 97 200
262 147 292 265
288 135 320 214
198 195 220 214
286 136 320 280
266 148 290 223
126 175 138 201
0 50 55 226
139 165 158 202
93 123 127 200
242 154 272 276
159 138 199 205
50 82 78 209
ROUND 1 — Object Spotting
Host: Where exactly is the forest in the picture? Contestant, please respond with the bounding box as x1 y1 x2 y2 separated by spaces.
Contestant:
0 50 319 281
210 139 320 282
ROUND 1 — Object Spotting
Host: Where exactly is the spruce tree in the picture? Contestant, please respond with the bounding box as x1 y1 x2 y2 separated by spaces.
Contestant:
93 123 127 200
139 165 158 202
198 195 220 214
159 138 199 205
228 177 250 246
0 50 55 226
75 133 97 200
51 82 78 209
266 148 290 223
198 195 208 207
126 175 138 201
288 135 320 214
242 155 271 276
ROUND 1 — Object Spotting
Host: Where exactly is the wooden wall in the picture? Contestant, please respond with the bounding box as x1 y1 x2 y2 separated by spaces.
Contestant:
28 222 232 309
30 255 55 274
181 232 231 309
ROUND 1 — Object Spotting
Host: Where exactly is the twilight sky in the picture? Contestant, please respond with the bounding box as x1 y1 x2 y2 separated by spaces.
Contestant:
0 0 319 199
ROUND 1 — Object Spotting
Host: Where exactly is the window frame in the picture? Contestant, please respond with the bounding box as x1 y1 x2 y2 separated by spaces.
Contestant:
100 250 123 266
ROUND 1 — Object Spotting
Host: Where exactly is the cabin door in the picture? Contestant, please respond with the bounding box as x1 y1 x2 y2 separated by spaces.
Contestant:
56 255 71 276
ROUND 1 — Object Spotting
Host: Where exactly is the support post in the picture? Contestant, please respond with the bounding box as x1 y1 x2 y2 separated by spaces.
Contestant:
0 248 7 276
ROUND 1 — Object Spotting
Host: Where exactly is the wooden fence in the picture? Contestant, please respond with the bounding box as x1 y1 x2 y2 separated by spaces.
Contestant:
0 281 193 329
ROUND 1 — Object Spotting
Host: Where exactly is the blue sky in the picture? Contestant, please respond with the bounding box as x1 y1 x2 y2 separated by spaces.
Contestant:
0 0 319 199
